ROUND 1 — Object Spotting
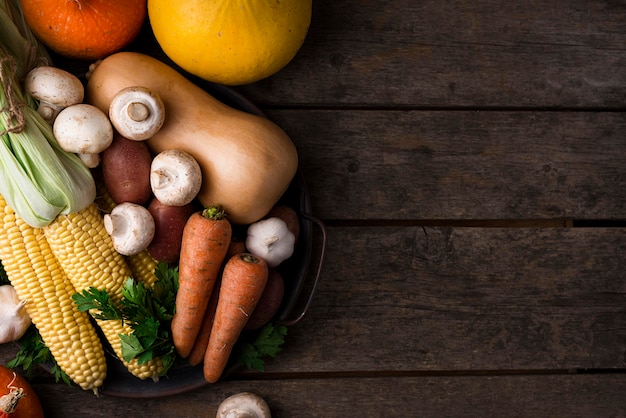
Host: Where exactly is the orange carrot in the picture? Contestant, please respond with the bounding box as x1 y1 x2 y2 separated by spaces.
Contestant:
187 275 221 366
203 253 268 383
171 205 231 358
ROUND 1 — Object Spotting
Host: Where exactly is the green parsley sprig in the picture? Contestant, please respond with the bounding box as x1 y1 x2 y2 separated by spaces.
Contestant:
9 261 289 383
235 323 288 371
72 262 179 376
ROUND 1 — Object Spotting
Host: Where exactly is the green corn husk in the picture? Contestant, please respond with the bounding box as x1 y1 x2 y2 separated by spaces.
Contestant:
0 0 96 228
0 0 51 79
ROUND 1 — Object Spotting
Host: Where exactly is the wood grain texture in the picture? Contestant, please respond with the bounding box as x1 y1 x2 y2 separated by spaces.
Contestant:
2 0 625 415
25 375 626 418
238 0 626 109
260 227 626 373
267 109 626 220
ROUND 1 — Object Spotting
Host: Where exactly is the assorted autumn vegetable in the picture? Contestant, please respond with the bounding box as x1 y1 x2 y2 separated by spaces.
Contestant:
172 206 232 358
0 14 96 228
246 217 296 268
0 0 307 393
24 65 84 124
72 262 179 375
204 253 269 383
0 194 108 392
0 285 30 344
216 392 272 418
86 51 299 225
0 365 44 418
108 85 165 141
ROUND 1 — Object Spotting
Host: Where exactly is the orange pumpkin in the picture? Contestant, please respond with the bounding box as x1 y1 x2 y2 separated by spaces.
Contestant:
0 366 44 418
19 0 147 60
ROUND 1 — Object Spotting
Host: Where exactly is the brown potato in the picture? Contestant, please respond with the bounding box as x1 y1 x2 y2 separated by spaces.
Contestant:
225 235 247 260
147 198 196 263
244 268 285 330
265 204 300 243
101 133 153 205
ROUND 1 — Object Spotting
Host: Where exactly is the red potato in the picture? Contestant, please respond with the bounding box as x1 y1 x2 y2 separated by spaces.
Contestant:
265 205 300 242
225 235 247 259
244 268 285 330
101 133 153 205
147 198 196 263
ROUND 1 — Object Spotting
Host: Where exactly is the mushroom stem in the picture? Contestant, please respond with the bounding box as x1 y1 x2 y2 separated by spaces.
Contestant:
109 86 165 141
150 168 174 189
127 101 150 122
78 153 101 168
150 149 202 206
103 202 155 256
24 66 85 125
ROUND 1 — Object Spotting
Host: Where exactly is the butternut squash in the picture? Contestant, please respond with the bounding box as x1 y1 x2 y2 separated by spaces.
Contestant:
85 52 298 225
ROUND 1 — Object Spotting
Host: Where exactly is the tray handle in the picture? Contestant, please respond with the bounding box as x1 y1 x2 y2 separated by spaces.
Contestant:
276 213 326 327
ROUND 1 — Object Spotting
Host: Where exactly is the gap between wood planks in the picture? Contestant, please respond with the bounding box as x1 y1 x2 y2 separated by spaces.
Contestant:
227 367 626 382
321 219 626 228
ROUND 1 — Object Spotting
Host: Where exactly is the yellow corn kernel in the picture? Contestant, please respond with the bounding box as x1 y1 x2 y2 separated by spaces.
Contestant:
95 183 160 288
127 249 159 288
43 203 130 300
43 202 164 380
96 318 164 380
0 195 107 393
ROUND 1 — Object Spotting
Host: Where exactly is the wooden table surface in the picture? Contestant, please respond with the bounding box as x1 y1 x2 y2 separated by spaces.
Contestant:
1 1 625 416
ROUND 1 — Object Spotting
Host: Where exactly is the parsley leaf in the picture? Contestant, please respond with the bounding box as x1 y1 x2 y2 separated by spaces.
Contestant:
72 286 124 321
73 262 179 376
236 323 288 371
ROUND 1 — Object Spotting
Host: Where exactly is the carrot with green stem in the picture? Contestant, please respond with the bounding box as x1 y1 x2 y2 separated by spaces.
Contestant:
203 253 268 383
171 205 231 358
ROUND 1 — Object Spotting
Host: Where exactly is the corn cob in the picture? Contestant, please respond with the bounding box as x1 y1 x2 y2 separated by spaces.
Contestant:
43 202 164 380
95 183 159 288
127 249 159 288
0 195 107 393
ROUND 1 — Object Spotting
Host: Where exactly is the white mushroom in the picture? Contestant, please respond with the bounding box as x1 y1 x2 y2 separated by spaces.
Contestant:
150 149 202 206
109 86 165 140
53 103 113 167
78 153 101 169
103 202 155 256
24 66 84 124
216 392 272 418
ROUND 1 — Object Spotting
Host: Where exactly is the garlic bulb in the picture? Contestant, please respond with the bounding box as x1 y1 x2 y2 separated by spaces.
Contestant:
245 217 296 267
0 285 31 343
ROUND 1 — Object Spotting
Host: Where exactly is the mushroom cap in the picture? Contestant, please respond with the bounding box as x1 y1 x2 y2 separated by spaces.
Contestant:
103 202 155 256
109 86 165 141
216 392 272 418
53 104 113 154
150 149 202 206
24 66 84 107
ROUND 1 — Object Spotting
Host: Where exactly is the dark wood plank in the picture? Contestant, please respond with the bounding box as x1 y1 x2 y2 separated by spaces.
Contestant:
263 227 626 373
25 374 626 417
2 227 622 378
5 221 619 407
267 109 626 220
238 0 626 109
